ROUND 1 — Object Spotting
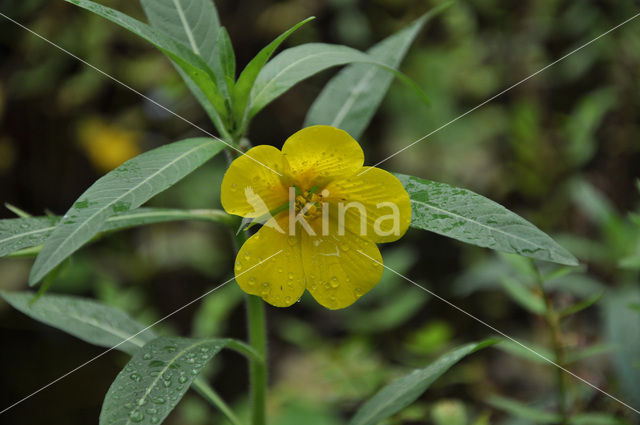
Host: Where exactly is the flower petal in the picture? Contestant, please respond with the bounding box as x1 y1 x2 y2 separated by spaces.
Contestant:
324 167 411 243
235 225 305 307
221 145 289 218
282 126 364 188
301 228 383 309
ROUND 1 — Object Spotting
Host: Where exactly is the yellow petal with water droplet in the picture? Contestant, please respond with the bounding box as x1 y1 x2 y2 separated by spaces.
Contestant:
324 166 411 243
221 145 288 218
281 126 363 189
235 225 305 307
301 223 382 309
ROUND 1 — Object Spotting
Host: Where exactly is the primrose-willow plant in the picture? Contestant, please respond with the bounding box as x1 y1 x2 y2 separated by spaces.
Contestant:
0 1 580 425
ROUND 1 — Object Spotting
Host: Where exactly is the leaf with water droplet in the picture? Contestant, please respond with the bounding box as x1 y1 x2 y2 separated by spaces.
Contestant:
349 340 496 425
396 173 579 266
0 207 233 259
0 291 157 355
29 137 225 285
100 336 232 425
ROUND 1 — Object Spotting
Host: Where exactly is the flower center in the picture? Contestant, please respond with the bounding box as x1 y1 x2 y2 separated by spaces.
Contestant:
294 188 324 221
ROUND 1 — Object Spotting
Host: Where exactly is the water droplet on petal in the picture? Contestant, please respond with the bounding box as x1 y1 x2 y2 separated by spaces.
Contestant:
248 277 256 286
330 276 340 288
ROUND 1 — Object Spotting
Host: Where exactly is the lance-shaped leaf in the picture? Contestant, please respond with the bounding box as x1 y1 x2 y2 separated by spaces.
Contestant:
29 138 225 285
0 208 233 258
396 174 579 266
249 43 428 118
0 216 59 258
2 292 255 424
65 0 227 118
350 340 495 425
0 291 157 355
216 27 236 98
305 5 447 139
139 0 228 133
232 17 314 127
140 0 221 70
99 336 232 425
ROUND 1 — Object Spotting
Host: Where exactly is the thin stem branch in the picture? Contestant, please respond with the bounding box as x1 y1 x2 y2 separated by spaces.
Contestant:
532 261 569 425
192 378 243 425
227 339 265 364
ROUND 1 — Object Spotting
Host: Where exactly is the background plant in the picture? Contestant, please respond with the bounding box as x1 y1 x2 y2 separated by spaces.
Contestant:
0 0 639 425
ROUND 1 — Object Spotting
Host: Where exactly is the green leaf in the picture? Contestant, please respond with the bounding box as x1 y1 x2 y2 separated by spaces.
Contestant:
570 413 631 425
349 340 496 425
216 27 236 97
488 396 631 425
602 288 640 407
99 336 231 425
249 43 427 118
1 292 250 425
305 6 446 139
139 0 221 70
29 138 225 285
396 174 579 266
559 291 604 318
232 17 314 129
0 291 157 355
139 0 227 134
496 339 554 365
5 202 31 218
500 276 546 314
487 395 559 424
565 343 615 365
0 208 233 258
66 0 227 119
0 216 59 258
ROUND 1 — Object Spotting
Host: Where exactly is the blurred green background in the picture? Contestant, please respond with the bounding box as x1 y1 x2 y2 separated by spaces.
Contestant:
0 0 639 424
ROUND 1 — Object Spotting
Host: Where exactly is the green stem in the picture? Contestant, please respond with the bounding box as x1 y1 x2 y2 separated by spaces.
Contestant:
532 261 569 425
193 378 243 425
234 229 268 425
247 294 267 425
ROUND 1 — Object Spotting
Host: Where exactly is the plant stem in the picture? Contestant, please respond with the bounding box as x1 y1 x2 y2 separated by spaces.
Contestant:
234 229 268 425
247 294 268 425
532 262 569 425
193 378 243 425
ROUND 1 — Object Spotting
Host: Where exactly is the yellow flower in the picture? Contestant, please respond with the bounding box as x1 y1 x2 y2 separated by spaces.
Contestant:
221 126 411 309
77 118 141 172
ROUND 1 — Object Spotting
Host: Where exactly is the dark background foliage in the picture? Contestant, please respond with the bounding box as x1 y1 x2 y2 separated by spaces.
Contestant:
0 0 639 424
